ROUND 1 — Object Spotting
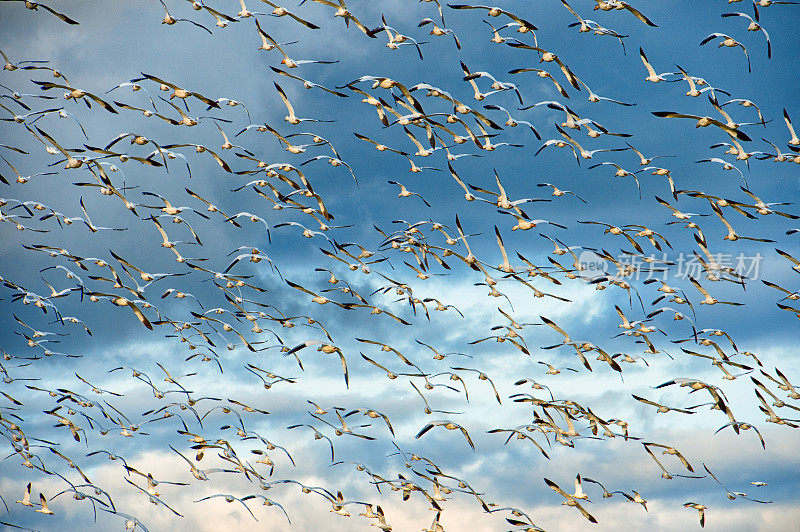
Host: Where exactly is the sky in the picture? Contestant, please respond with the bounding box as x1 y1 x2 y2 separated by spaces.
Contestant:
0 0 799 530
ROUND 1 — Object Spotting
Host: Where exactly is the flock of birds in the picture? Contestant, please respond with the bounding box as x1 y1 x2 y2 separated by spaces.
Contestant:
0 0 798 530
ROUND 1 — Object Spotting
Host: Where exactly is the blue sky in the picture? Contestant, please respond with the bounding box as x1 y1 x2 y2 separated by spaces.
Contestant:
0 0 799 530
